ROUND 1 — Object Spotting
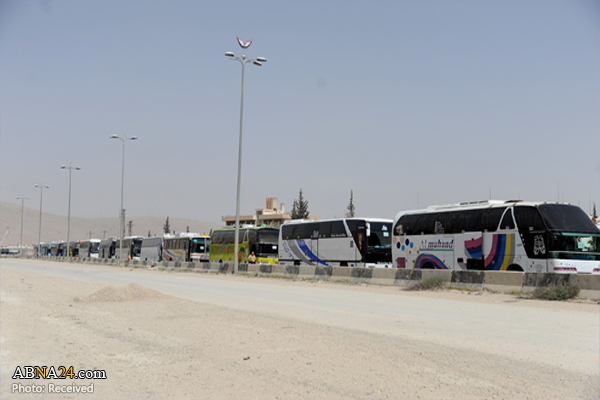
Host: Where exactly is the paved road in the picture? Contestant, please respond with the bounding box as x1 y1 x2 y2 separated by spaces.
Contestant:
2 258 599 377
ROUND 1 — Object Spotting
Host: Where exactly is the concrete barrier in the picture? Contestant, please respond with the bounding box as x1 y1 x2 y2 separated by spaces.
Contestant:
27 255 600 299
569 274 600 299
331 266 352 282
451 270 485 289
271 264 287 275
314 266 333 278
421 269 452 285
483 271 524 293
522 273 571 292
246 263 261 274
393 269 422 287
371 268 398 285
259 264 273 274
569 274 600 290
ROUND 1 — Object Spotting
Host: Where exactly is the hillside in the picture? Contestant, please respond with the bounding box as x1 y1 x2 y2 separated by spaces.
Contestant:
0 202 221 246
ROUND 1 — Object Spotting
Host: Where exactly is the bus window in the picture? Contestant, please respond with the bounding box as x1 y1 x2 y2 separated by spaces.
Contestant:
331 221 347 237
320 221 332 238
514 207 546 231
500 209 515 230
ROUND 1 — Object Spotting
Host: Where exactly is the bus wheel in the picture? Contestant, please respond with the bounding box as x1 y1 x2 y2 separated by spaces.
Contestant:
507 264 523 272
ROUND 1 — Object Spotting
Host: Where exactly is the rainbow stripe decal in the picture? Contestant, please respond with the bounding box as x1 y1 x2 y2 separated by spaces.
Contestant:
465 236 483 259
484 234 514 271
414 254 448 269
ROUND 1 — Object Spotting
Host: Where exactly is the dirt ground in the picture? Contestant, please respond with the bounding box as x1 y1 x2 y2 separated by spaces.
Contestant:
1 263 599 400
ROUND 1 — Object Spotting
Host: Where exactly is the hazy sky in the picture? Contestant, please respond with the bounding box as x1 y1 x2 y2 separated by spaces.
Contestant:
1 0 599 225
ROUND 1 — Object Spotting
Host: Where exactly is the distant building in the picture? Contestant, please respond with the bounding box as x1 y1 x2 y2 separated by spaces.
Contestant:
222 197 293 228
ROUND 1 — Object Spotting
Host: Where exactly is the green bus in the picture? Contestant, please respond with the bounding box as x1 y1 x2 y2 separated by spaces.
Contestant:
209 227 279 264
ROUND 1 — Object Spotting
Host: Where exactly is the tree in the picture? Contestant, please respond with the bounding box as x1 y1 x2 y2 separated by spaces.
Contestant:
346 190 355 218
163 216 171 234
291 188 310 219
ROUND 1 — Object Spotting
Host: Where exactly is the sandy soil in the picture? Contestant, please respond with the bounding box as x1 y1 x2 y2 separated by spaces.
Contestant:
1 264 599 400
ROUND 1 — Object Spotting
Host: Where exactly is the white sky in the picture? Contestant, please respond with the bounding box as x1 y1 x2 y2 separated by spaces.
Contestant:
1 0 599 224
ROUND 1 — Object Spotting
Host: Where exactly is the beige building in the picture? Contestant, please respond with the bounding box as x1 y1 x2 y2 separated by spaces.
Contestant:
222 197 292 228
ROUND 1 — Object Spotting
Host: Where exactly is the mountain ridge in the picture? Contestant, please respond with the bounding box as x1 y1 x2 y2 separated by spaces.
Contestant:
0 201 221 247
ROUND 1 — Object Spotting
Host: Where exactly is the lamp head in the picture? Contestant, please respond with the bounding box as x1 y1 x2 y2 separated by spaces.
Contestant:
225 52 235 57
110 134 119 139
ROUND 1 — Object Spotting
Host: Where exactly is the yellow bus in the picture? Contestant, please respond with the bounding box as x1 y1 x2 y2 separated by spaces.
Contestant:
209 227 279 264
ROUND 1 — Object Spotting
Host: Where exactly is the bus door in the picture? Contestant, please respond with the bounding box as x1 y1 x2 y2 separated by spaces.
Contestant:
309 223 320 264
514 206 548 271
241 229 249 261
357 222 367 264
349 220 367 265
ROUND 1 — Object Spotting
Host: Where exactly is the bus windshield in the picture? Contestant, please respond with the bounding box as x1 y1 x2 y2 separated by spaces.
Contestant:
367 222 392 249
548 232 600 261
257 229 279 244
191 238 209 253
257 243 278 255
538 204 600 233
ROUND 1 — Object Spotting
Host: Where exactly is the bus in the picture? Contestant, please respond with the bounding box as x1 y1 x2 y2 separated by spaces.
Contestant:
99 238 116 259
392 200 600 274
34 243 51 257
210 227 279 264
278 218 393 268
50 241 65 257
115 236 143 261
190 235 211 262
141 236 166 263
79 239 101 258
68 240 80 257
162 234 210 262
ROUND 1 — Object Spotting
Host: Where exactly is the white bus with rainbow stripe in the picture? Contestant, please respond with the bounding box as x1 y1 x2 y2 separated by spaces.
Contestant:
392 200 600 274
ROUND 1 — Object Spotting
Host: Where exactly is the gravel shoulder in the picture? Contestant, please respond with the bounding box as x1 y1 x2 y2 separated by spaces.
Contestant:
1 261 599 399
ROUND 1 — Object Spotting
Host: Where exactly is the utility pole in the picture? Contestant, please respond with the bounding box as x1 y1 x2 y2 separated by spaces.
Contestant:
17 195 29 257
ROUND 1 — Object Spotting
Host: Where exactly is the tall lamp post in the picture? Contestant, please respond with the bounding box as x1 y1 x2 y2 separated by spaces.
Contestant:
34 184 49 257
16 195 29 257
61 164 81 258
110 134 138 266
225 36 267 274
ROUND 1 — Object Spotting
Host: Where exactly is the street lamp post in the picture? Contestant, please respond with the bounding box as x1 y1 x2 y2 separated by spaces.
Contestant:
34 184 49 257
225 36 267 274
61 164 81 258
110 134 138 266
16 195 29 257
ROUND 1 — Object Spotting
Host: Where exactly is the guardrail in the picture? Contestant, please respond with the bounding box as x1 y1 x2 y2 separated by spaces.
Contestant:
19 256 600 300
